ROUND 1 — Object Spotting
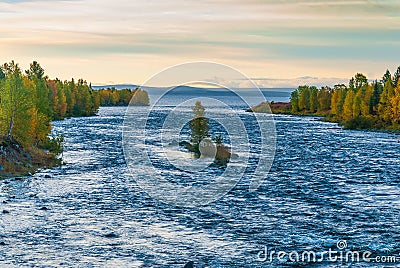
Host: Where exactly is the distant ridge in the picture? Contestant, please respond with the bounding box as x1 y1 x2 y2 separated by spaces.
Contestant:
92 84 140 90
91 84 294 102
92 84 294 92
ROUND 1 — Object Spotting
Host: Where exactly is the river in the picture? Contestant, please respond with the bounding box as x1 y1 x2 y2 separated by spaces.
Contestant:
1 105 399 267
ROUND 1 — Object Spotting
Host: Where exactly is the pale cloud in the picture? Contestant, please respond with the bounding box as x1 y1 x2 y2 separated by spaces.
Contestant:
0 0 399 85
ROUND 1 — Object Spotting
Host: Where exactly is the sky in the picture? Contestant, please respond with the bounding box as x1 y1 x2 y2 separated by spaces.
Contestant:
0 0 400 87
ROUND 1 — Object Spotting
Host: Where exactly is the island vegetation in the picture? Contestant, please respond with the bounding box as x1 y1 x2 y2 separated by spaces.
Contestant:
249 67 400 131
0 61 151 178
180 101 232 165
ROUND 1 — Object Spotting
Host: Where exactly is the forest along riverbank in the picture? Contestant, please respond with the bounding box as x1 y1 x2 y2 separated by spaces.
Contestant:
0 106 399 267
267 68 400 131
0 60 150 178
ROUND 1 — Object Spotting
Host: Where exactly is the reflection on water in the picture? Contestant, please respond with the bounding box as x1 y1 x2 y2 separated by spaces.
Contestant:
0 106 399 267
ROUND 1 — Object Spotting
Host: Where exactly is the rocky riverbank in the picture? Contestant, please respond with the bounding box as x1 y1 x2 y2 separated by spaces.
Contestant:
0 137 60 179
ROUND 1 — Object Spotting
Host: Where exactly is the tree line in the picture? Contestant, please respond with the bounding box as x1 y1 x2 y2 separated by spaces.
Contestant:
98 87 149 106
0 60 100 148
290 67 400 130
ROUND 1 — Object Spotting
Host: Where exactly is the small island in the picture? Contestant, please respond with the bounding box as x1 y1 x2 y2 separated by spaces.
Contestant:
180 101 233 166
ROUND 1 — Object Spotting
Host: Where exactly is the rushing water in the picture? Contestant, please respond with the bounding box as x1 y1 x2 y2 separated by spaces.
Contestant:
1 103 400 267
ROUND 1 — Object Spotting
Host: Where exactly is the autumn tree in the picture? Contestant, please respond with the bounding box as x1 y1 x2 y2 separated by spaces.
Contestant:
298 86 311 111
378 80 395 122
342 89 355 121
390 82 400 123
309 86 318 113
290 90 299 113
131 88 150 106
317 86 332 113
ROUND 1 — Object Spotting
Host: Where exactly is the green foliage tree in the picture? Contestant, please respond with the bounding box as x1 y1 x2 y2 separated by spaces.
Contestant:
382 69 392 85
354 73 368 90
393 66 400 88
369 81 381 115
0 60 101 144
1 61 29 139
190 101 209 149
25 61 45 80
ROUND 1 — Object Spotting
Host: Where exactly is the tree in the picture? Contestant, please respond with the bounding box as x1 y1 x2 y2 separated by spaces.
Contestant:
369 81 381 115
382 69 392 85
360 84 373 117
0 61 32 141
353 92 362 117
56 80 67 119
330 84 347 118
354 73 368 90
393 66 400 88
25 61 45 80
378 80 395 122
298 86 311 111
131 88 150 106
343 89 354 121
290 90 299 113
330 89 341 116
64 80 76 117
309 86 319 113
390 83 400 123
190 101 209 147
317 86 332 112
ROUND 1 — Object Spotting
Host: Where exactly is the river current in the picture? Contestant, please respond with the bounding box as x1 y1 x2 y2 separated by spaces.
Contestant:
1 99 399 267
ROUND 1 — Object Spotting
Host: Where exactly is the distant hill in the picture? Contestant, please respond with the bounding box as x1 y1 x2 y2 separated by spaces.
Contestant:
92 84 294 93
92 84 294 102
92 84 140 90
